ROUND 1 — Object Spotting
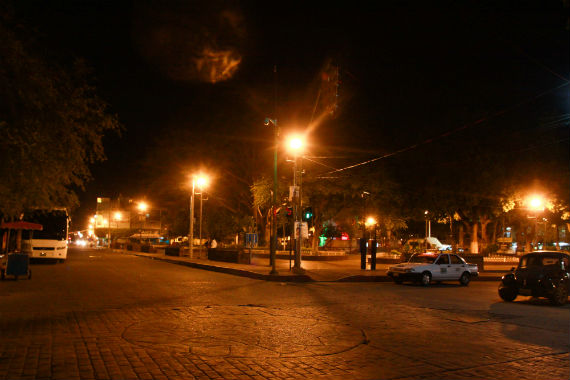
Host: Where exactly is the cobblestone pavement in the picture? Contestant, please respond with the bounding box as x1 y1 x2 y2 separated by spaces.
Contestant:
0 248 568 379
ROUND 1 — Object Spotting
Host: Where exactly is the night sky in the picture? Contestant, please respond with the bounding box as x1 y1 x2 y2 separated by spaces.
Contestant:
10 0 569 229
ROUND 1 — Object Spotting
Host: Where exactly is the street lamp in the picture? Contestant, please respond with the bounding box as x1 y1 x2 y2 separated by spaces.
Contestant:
365 216 377 270
189 178 196 258
196 174 209 253
528 196 544 212
287 134 306 274
527 195 545 250
424 210 431 238
108 211 122 248
265 117 279 275
189 174 209 258
138 201 148 242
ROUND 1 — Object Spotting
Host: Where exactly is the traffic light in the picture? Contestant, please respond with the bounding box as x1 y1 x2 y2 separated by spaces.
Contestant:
286 207 293 217
303 207 313 221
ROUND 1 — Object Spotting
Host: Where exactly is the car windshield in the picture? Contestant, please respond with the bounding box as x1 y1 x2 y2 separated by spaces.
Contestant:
519 255 560 268
408 255 437 264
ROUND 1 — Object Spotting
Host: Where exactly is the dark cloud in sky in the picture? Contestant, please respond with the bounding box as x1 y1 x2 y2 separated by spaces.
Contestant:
132 1 245 83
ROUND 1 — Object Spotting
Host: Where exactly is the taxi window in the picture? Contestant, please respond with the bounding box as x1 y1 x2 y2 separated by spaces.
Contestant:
520 256 541 267
541 257 560 266
436 255 449 265
409 255 437 264
450 255 464 265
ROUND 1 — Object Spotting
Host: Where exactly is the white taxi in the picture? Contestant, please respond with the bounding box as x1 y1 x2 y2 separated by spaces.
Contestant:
387 252 479 286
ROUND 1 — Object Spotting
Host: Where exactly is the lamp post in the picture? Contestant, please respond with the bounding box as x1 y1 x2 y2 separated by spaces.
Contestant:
138 201 148 242
424 210 431 238
265 117 279 275
189 179 195 258
107 203 111 249
196 175 209 253
288 135 305 274
366 216 377 270
528 195 545 250
110 211 122 248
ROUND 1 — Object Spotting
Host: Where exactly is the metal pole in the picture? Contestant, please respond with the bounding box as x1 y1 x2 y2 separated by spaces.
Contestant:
199 187 203 253
108 205 111 249
293 156 304 273
270 119 278 275
189 180 195 258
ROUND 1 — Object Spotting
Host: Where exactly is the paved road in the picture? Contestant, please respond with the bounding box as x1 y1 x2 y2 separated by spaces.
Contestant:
0 247 568 380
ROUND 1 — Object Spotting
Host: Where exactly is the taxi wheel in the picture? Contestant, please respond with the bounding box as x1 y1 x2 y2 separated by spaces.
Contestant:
459 272 470 286
498 287 517 302
420 272 431 286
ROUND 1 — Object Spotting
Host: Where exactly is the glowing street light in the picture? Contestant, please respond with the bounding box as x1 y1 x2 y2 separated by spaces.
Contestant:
526 195 546 250
138 201 148 212
288 136 304 153
196 174 210 252
265 117 279 275
365 216 378 270
424 210 431 238
287 134 307 274
189 174 210 258
108 211 123 249
196 175 209 189
136 201 149 242
528 196 544 212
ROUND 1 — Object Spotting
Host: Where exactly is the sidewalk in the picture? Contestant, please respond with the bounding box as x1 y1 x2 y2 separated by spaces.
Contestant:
114 248 509 283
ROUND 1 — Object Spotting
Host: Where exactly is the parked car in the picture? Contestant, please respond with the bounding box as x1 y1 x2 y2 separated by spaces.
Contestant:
498 251 570 306
387 252 479 286
404 237 452 253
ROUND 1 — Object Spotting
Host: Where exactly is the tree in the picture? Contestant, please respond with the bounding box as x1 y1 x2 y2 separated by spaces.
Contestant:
0 16 120 219
251 175 289 246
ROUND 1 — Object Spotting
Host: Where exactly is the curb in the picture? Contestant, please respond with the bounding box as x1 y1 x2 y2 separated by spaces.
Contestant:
131 252 314 282
123 251 503 283
335 275 502 282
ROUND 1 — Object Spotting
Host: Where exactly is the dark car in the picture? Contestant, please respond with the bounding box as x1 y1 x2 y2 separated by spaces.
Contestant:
498 251 570 306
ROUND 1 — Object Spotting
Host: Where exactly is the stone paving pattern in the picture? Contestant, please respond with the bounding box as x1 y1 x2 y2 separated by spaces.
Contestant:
0 249 568 379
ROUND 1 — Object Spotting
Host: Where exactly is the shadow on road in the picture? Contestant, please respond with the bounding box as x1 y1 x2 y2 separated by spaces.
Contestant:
400 283 464 288
489 299 570 351
29 259 59 265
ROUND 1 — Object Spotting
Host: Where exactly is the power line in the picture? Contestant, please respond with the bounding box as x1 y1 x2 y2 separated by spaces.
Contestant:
324 82 570 175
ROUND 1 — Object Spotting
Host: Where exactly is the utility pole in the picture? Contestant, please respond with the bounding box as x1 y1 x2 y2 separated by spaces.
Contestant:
264 116 278 275
199 187 205 252
264 65 279 275
189 180 195 258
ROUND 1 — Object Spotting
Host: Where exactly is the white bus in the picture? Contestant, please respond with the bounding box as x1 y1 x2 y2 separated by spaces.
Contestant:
22 209 69 261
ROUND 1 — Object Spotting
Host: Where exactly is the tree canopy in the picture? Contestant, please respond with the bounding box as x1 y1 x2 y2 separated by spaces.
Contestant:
0 15 120 218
